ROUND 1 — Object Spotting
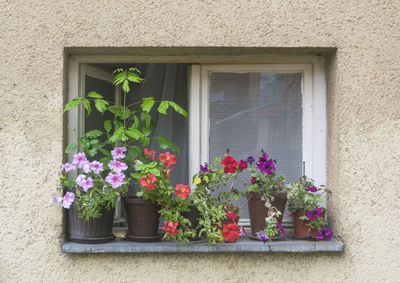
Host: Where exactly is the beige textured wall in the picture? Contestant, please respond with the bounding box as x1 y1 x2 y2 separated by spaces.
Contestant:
1 0 400 282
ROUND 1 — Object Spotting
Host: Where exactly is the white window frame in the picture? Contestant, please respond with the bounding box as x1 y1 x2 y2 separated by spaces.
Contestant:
189 63 327 224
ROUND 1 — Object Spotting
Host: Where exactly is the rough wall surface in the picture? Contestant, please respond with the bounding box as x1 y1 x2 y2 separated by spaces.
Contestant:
1 0 400 282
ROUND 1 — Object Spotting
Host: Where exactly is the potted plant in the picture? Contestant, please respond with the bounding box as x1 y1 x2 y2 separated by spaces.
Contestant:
254 208 286 242
245 151 286 236
52 146 130 243
57 67 187 243
190 152 245 244
287 176 332 240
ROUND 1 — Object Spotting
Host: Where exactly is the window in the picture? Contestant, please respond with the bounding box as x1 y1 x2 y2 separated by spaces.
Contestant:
67 56 327 226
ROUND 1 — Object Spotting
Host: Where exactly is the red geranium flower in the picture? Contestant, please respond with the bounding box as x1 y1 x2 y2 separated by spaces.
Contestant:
226 211 239 221
221 155 238 173
162 221 179 236
139 173 157 191
175 184 191 199
162 167 172 179
222 223 240 243
144 148 156 160
159 152 177 167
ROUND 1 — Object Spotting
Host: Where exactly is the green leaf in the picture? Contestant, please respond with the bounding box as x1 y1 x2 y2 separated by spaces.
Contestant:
168 101 188 118
65 143 77 153
142 126 152 137
157 101 169 114
127 73 144 83
108 105 131 119
113 71 127 86
87 149 97 157
132 115 140 129
122 79 130 93
87 91 103 99
109 127 126 143
140 137 150 146
126 127 144 140
154 136 181 155
150 168 161 176
140 112 151 128
85 129 103 138
141 97 155 113
63 97 83 112
125 146 142 162
104 120 112 133
83 99 91 115
94 99 109 114
233 193 239 201
137 191 144 197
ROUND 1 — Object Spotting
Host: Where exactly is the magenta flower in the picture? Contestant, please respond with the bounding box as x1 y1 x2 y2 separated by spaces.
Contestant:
239 226 247 237
200 164 208 173
256 152 276 175
111 147 127 160
61 163 76 172
306 185 317 193
90 161 103 174
75 174 86 187
62 192 75 209
305 207 323 221
81 177 94 192
105 172 126 188
72 152 87 168
108 160 128 173
82 161 91 174
276 223 285 236
238 160 248 169
247 156 255 164
50 190 62 205
316 228 332 241
257 231 269 243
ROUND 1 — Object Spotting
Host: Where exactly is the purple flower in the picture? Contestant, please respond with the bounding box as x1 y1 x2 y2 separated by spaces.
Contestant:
81 177 94 192
75 174 86 187
257 231 270 243
90 161 103 174
108 160 128 173
306 185 317 193
111 147 127 160
305 208 323 221
246 156 255 164
72 152 87 168
316 228 332 241
50 190 62 205
200 164 208 173
276 223 285 236
61 163 76 172
256 152 276 175
62 192 75 209
82 161 91 174
105 172 126 188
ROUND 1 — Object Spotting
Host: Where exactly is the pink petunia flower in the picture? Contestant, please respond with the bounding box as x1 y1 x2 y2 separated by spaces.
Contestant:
75 174 86 187
50 190 62 205
108 160 128 173
62 192 75 209
81 177 94 192
61 163 76 172
82 161 91 174
72 152 87 168
111 147 127 160
239 226 247 237
90 161 103 174
105 172 126 188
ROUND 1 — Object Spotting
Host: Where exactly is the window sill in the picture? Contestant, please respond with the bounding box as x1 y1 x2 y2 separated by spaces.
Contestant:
61 236 344 253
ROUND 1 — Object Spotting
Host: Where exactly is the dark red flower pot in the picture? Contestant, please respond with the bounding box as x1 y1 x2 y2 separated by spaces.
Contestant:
246 192 287 236
125 197 162 242
292 210 325 239
67 204 115 244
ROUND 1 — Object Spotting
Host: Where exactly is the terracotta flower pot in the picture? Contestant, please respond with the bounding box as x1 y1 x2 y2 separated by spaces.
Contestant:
125 197 161 242
181 205 203 241
293 210 325 239
246 192 287 236
67 204 115 244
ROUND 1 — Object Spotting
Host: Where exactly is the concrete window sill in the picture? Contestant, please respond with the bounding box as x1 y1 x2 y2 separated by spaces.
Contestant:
61 237 344 253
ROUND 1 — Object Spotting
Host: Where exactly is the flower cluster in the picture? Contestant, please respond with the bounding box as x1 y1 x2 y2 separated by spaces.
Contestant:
175 184 191 199
162 221 179 237
222 223 240 243
256 152 276 175
257 213 285 243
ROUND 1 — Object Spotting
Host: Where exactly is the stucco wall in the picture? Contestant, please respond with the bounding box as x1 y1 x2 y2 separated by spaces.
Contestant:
1 0 400 282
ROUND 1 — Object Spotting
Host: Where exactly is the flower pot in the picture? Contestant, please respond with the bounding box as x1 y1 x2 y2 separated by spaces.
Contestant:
67 204 115 244
293 210 324 239
246 192 287 236
125 197 162 242
181 205 203 241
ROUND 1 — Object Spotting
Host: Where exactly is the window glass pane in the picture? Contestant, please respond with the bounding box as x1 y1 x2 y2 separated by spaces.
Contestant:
208 72 303 219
